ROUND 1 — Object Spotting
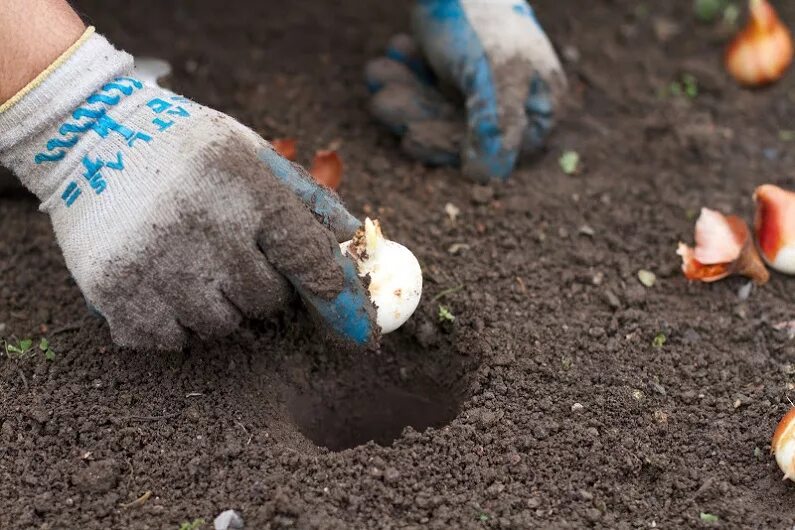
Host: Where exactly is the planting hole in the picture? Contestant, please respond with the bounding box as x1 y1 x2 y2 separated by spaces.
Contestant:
284 332 475 452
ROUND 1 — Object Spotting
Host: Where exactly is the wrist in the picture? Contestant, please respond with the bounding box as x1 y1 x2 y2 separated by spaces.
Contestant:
0 0 86 103
0 32 137 201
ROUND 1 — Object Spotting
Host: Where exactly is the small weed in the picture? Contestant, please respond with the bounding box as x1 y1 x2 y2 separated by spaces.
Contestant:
559 150 580 175
652 333 667 348
661 74 699 100
700 512 719 523
780 130 795 142
2 337 55 361
4 338 33 357
438 305 456 323
478 513 490 522
39 338 55 361
694 0 739 26
178 519 206 530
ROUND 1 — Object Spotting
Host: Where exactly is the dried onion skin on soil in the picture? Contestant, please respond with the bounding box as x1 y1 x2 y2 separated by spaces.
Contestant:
773 408 795 480
726 0 793 86
677 207 769 284
754 184 795 274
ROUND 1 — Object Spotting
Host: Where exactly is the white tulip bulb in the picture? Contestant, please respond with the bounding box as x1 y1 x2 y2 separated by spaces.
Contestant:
341 218 422 334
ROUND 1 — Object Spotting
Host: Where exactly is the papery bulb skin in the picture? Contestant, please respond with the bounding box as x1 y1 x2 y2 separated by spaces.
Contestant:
773 408 795 481
341 218 422 333
755 184 795 274
726 0 793 86
677 207 769 284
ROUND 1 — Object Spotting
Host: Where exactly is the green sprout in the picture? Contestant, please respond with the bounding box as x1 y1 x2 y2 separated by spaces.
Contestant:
2 337 55 361
4 338 33 357
681 74 699 98
39 338 55 361
662 74 699 100
652 333 667 348
700 512 719 523
780 130 795 142
438 305 456 323
559 150 580 175
694 0 739 26
178 519 206 530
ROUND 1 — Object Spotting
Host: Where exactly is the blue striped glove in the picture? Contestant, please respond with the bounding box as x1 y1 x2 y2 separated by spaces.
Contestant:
367 0 566 182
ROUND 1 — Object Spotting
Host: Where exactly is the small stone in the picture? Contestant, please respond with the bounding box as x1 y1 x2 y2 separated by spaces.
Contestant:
444 203 460 223
214 509 244 530
571 403 584 413
637 269 656 287
578 225 595 237
632 389 645 401
447 243 470 255
737 281 753 301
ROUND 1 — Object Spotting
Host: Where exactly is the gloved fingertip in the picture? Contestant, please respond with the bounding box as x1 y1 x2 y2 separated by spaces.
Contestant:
365 57 428 96
370 83 456 136
401 120 463 167
461 146 520 183
385 33 435 84
294 246 377 347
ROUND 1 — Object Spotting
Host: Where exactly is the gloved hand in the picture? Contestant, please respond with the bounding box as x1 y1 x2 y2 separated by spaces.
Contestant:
0 28 376 350
366 0 567 182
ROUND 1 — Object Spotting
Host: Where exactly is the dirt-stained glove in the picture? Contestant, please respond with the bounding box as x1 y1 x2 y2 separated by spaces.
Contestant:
0 28 376 350
366 0 567 182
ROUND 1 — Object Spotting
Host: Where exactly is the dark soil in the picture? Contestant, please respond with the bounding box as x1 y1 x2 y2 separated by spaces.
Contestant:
4 0 795 528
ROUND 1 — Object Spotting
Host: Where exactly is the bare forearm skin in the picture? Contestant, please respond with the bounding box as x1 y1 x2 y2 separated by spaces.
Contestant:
0 0 85 104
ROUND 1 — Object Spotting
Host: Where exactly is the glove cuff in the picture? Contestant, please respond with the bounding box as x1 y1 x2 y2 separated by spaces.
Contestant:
0 30 135 200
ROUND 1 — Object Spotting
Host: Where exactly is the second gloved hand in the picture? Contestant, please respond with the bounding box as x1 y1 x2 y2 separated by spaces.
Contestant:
0 29 376 350
366 0 567 182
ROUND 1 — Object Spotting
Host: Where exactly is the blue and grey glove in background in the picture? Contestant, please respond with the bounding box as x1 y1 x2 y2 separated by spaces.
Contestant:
366 0 567 182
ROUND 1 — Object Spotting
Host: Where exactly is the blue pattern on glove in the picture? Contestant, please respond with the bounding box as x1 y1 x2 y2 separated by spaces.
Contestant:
258 148 373 345
295 245 374 346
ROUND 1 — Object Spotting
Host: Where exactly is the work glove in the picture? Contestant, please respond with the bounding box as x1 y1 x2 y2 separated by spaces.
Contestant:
366 0 567 182
0 28 376 350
